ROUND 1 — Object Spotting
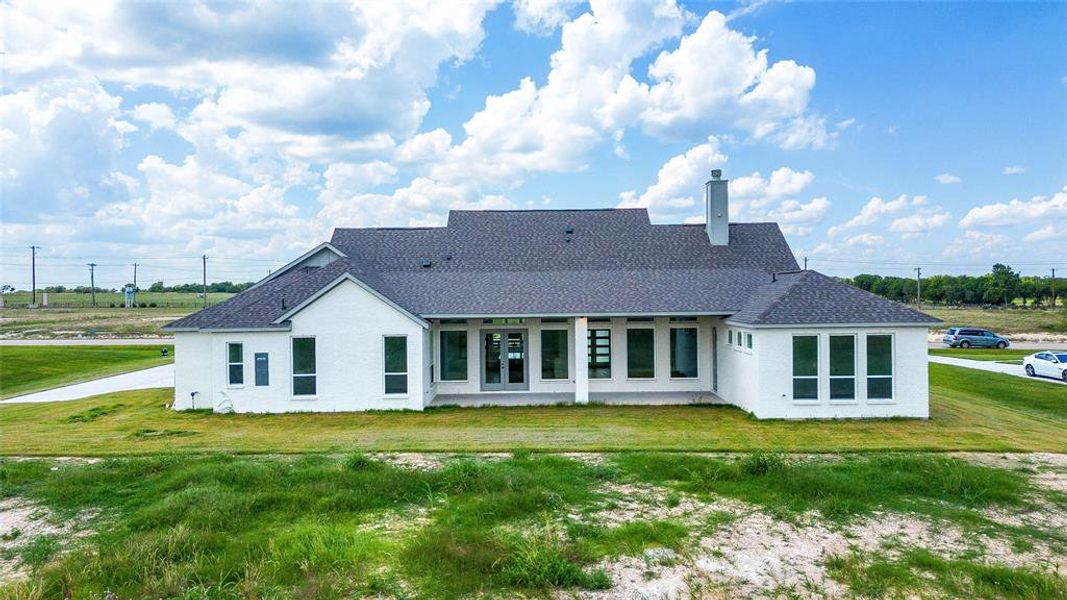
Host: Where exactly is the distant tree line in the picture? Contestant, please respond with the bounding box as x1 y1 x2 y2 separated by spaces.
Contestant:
21 281 255 294
839 264 1060 307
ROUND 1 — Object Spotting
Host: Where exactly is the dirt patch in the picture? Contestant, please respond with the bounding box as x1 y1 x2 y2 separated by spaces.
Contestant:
374 452 448 471
0 498 89 583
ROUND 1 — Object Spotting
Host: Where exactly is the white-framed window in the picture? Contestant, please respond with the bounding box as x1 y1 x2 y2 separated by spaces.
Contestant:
745 332 753 350
587 328 611 379
866 334 894 400
792 335 818 400
669 326 698 378
829 334 856 400
291 337 316 396
439 330 467 381
626 325 655 379
227 343 244 386
384 335 408 395
540 328 569 380
728 329 734 345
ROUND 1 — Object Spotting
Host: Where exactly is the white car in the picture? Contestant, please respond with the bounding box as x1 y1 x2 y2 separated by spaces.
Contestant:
1023 350 1067 383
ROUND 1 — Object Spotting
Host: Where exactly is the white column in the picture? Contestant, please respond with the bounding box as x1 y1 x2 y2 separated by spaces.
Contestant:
574 316 589 404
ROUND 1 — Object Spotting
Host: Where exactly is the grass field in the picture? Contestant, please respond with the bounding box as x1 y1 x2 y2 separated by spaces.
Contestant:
929 348 1034 361
0 307 191 339
924 306 1067 334
1 291 234 309
0 345 174 399
2 452 1065 599
2 364 1064 454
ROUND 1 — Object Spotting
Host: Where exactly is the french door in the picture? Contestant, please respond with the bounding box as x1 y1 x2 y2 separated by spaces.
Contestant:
481 329 528 391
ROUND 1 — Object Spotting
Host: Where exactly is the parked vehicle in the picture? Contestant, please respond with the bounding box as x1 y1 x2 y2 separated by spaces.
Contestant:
1023 351 1067 382
942 327 1010 349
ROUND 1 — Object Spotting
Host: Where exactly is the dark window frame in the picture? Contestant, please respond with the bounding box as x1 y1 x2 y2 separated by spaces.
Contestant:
384 335 408 395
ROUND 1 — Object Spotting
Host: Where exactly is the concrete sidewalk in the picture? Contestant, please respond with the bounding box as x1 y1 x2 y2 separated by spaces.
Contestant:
929 355 1066 385
1 364 175 403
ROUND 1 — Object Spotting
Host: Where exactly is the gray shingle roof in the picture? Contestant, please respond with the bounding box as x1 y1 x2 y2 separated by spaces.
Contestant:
165 209 932 330
727 270 941 326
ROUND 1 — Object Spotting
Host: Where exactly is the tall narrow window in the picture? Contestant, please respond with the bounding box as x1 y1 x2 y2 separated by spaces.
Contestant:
292 337 316 396
541 329 568 380
792 335 818 400
227 343 244 385
439 330 467 381
728 330 734 345
254 352 269 386
384 336 408 394
866 334 893 400
745 333 753 349
829 335 856 400
627 328 655 378
670 327 698 378
587 328 611 379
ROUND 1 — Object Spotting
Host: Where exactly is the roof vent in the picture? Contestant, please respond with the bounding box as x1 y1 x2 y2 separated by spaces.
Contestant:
421 259 432 268
564 226 575 234
281 298 287 310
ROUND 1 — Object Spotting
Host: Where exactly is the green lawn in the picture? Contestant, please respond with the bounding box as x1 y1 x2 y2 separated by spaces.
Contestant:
924 306 1067 334
0 345 173 399
1 291 234 309
1 364 1064 455
1 452 1064 599
929 348 1034 361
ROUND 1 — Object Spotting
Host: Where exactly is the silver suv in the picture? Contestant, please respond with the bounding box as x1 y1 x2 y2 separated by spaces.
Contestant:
942 327 1010 349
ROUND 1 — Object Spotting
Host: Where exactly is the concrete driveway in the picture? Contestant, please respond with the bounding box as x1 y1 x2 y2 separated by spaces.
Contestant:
1 364 175 403
929 355 1066 385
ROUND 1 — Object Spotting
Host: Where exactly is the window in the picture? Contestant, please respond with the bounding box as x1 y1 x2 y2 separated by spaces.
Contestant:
227 343 244 385
541 329 568 380
254 352 269 386
384 336 408 394
292 337 316 396
669 316 698 322
587 328 611 379
440 330 467 381
792 335 818 400
745 332 753 349
670 327 698 378
627 327 655 378
829 335 856 400
728 330 734 345
483 318 525 325
866 334 893 400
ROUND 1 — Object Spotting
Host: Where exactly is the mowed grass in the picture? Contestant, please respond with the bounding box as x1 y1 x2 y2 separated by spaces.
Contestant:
0 345 173 399
1 453 1062 599
0 307 190 338
1 364 1065 454
929 348 1035 361
925 306 1067 334
0 291 234 308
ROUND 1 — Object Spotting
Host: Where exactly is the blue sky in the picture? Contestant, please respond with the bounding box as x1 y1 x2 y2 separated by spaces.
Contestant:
1 0 1064 290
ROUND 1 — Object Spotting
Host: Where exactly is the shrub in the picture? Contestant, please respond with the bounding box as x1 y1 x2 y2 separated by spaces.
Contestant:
741 451 787 476
343 453 375 471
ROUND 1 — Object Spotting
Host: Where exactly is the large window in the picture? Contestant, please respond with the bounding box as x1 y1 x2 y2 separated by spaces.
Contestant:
792 336 818 400
440 330 467 381
866 334 893 400
829 335 856 400
291 337 316 396
587 328 611 379
384 336 408 394
541 329 568 380
227 343 244 385
670 327 698 378
627 328 655 379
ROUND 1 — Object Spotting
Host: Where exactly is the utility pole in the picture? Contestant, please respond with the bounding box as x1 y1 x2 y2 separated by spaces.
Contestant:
1053 268 1057 308
29 245 39 306
202 255 208 308
132 262 139 291
914 266 922 306
87 263 97 307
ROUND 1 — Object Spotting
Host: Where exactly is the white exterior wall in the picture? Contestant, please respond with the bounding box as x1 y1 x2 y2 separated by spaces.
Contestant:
715 322 762 412
172 279 427 413
741 325 929 419
432 316 719 398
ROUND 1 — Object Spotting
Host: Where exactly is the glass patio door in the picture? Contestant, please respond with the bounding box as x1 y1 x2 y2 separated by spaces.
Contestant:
481 329 528 391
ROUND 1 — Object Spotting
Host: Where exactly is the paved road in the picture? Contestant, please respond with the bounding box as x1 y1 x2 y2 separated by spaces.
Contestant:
0 338 174 346
1 364 175 403
927 341 1067 350
929 355 1066 385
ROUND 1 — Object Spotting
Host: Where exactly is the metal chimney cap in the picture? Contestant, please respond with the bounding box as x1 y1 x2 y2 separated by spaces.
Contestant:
710 169 722 180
